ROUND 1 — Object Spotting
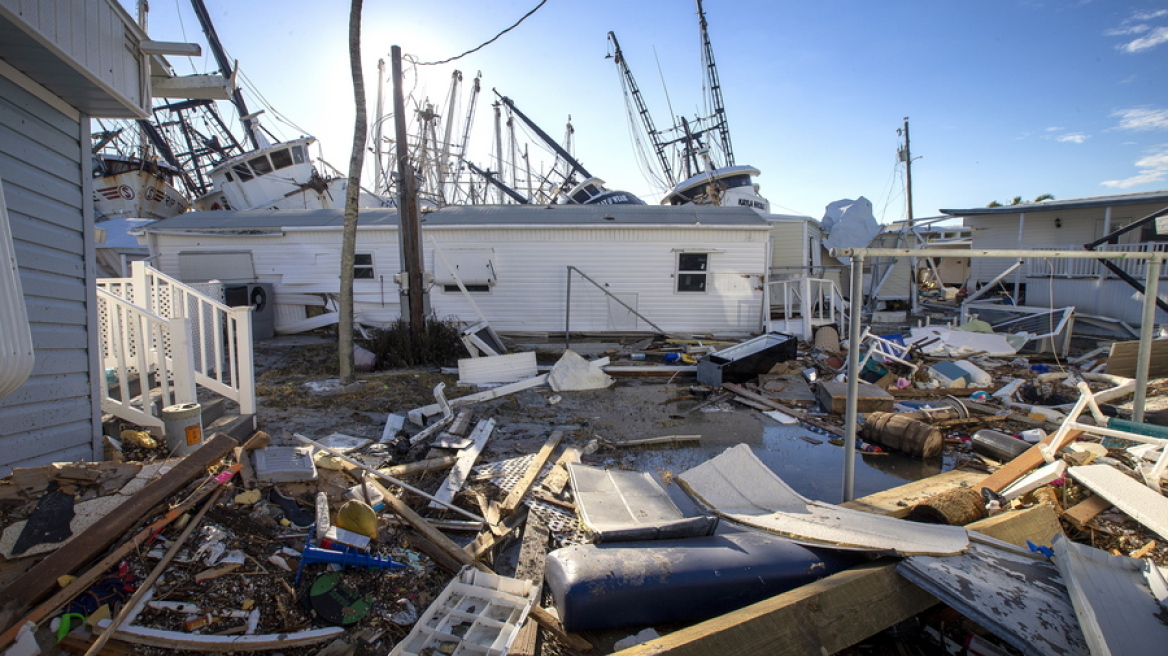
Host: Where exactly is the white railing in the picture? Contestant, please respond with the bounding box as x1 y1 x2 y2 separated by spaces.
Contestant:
97 262 255 427
96 288 195 429
765 277 847 340
1027 242 1168 279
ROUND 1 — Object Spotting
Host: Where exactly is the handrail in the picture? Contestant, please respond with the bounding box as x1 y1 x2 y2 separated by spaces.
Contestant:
96 288 195 429
765 277 845 340
97 262 256 428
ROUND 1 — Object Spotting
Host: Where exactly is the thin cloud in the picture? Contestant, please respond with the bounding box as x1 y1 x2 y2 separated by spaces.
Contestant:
1101 146 1168 189
1109 9 1168 52
1113 108 1168 131
1057 133 1089 144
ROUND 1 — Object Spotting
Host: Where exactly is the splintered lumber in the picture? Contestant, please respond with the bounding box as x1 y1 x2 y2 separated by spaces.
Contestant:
0 433 237 639
1062 494 1113 529
722 383 844 437
540 447 582 496
85 483 229 656
0 466 238 653
510 515 551 656
294 434 483 523
410 375 550 424
368 479 592 652
464 524 515 560
840 469 983 519
429 419 496 511
499 431 562 516
611 494 1050 656
966 503 1064 548
606 434 702 448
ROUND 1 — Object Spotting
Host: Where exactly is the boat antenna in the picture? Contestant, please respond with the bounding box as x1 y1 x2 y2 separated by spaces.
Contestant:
696 0 734 167
189 0 263 150
493 90 592 180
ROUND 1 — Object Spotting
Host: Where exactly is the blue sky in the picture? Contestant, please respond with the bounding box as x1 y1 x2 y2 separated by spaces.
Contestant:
127 0 1168 221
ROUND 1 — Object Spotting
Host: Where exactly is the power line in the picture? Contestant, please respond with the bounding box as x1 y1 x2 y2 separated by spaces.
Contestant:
416 0 549 66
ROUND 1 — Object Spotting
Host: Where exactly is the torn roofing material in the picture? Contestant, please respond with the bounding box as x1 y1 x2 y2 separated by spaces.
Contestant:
898 540 1088 656
677 444 969 556
1052 534 1168 656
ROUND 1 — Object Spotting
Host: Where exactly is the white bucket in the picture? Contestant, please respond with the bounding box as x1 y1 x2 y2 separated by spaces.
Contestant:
162 402 204 456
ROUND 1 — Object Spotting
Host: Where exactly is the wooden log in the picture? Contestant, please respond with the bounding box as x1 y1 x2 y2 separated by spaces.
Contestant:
861 413 942 458
499 431 562 516
0 433 237 638
839 469 983 518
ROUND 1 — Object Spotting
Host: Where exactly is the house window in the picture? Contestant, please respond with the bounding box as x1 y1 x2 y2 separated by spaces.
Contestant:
354 253 375 279
443 284 491 293
677 252 708 292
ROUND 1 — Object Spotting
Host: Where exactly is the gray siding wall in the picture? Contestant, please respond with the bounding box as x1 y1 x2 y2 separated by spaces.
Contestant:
0 75 98 475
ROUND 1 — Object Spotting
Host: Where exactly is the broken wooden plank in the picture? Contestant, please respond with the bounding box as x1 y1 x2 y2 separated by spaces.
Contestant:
606 434 702 448
499 431 562 516
840 469 983 519
1062 494 1112 529
447 410 473 437
966 503 1064 548
471 490 505 536
464 523 516 560
510 515 551 656
429 419 496 511
0 434 237 639
723 383 844 437
539 447 581 496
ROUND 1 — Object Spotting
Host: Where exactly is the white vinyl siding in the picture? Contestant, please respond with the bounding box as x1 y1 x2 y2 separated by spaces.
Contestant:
0 76 97 475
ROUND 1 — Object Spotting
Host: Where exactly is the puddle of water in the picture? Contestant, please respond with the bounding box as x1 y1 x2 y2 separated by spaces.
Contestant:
602 416 946 505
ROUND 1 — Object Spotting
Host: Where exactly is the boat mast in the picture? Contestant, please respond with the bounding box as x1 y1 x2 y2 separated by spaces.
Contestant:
437 70 461 202
608 31 674 185
189 0 264 150
494 90 592 181
696 0 734 167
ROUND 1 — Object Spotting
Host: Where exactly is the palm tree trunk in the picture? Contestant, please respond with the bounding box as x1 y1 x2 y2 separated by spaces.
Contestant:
339 0 366 384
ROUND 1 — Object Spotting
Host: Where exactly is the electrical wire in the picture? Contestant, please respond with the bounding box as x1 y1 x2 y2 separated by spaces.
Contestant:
416 0 549 66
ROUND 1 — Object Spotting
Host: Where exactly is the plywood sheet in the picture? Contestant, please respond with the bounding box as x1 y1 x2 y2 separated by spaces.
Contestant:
677 444 969 555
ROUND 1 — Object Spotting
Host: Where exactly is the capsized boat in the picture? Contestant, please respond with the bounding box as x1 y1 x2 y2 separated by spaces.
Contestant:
92 154 191 221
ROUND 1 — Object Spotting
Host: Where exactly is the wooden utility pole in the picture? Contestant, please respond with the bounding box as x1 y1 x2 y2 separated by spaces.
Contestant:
900 117 914 225
391 46 426 339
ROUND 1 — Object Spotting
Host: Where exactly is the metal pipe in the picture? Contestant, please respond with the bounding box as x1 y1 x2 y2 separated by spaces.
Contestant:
565 266 573 350
1134 258 1161 422
842 255 864 502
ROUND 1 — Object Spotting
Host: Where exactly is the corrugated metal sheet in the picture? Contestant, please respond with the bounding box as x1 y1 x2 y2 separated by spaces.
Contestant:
0 75 96 475
0 0 149 117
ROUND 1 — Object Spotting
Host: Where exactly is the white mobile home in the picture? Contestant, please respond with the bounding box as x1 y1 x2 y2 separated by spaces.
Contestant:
143 204 775 336
944 190 1168 325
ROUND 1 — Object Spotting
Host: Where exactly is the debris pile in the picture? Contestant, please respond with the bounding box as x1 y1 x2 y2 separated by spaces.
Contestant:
1 327 1167 655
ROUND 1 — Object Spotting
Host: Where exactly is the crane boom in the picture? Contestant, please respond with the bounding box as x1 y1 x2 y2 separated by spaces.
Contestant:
493 90 591 180
607 31 674 185
696 0 734 166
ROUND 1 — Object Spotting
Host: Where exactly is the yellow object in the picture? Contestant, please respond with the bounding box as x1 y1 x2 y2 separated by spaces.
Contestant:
87 604 111 627
234 488 262 505
57 575 76 588
335 499 378 539
120 429 157 449
242 599 255 611
313 452 346 471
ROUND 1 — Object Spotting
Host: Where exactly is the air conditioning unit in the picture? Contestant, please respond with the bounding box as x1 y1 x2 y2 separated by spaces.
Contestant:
225 283 275 340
